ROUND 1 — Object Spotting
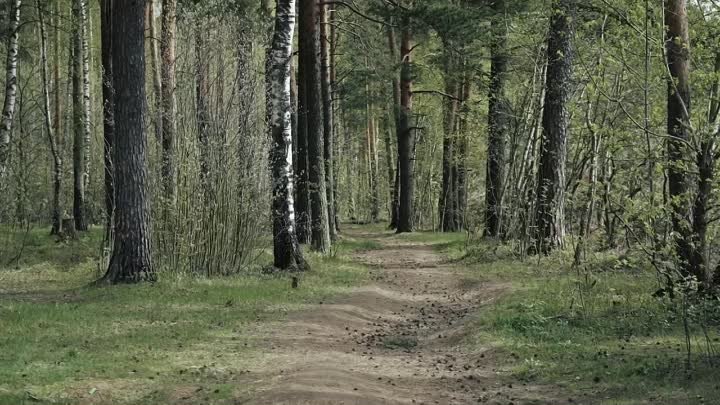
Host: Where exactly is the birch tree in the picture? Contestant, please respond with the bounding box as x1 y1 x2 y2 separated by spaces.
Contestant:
267 0 308 271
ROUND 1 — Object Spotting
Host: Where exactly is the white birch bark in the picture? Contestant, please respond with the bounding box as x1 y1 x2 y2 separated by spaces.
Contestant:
0 0 21 181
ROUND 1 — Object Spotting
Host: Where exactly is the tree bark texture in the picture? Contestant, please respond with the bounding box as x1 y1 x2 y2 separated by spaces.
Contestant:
396 21 414 233
266 0 308 271
101 0 155 283
299 0 330 251
534 0 574 253
0 0 21 183
485 0 509 238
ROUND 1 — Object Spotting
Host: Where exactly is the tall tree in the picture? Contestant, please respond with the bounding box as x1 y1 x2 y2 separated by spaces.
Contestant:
72 0 89 231
295 9 312 244
396 18 414 233
485 0 509 238
148 0 163 145
100 0 114 231
161 0 178 209
665 0 706 282
37 0 62 235
299 0 330 251
387 25 401 229
101 0 155 283
533 0 574 254
320 3 337 239
267 0 308 271
0 0 21 183
439 43 459 232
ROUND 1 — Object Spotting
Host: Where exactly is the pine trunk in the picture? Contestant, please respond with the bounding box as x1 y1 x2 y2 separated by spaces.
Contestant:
485 0 509 238
396 21 414 233
295 16 312 244
439 45 458 232
195 21 212 201
300 0 330 252
101 0 155 283
534 0 574 254
387 26 401 229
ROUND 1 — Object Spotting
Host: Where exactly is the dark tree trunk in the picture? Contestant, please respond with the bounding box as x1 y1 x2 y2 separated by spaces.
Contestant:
72 0 88 231
439 45 459 232
266 0 308 271
455 73 471 230
320 3 337 240
299 0 330 251
534 0 574 254
396 21 414 234
665 0 706 282
100 0 155 283
485 0 509 238
387 26 401 229
101 0 114 233
295 16 312 244
161 0 177 209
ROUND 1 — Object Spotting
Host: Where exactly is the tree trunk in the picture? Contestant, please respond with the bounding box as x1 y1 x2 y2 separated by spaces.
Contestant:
72 0 88 231
533 0 574 254
295 13 312 244
101 0 155 283
320 3 337 239
485 0 509 238
387 25 401 229
0 0 21 183
161 0 177 209
439 44 459 232
664 0 706 282
396 20 414 233
80 0 92 194
300 0 330 251
37 0 62 236
266 0 308 271
148 0 162 146
455 72 471 230
101 0 114 233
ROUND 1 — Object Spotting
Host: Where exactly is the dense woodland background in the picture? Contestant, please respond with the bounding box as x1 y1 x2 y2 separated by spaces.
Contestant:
0 0 719 324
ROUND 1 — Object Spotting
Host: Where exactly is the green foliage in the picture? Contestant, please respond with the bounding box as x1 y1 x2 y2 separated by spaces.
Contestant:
458 238 720 404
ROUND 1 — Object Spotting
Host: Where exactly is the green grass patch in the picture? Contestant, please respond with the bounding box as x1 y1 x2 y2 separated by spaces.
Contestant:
0 229 367 405
458 241 720 405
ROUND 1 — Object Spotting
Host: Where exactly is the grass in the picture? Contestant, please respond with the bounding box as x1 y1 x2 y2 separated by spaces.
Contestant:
450 238 720 405
0 227 369 405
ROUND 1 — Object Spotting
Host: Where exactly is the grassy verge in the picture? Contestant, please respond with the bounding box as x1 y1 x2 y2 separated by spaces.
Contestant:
423 233 720 405
0 228 368 405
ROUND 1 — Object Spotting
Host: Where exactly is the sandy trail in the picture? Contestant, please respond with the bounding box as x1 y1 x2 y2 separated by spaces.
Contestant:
246 227 554 405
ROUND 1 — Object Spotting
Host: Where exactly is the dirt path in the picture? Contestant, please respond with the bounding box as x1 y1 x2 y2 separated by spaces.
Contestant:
245 227 557 405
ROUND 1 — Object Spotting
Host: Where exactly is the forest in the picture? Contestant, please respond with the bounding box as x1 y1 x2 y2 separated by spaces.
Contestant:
1 0 720 403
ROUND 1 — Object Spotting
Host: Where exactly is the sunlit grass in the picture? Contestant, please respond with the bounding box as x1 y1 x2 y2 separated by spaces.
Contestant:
0 227 368 405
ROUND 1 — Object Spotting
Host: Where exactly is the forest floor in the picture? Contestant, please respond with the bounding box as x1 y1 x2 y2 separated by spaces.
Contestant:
1 224 719 404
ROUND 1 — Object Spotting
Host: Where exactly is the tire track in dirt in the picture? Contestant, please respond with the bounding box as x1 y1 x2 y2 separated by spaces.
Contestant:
245 227 558 405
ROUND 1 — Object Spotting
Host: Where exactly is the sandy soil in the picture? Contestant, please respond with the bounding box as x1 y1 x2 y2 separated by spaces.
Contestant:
244 227 564 405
